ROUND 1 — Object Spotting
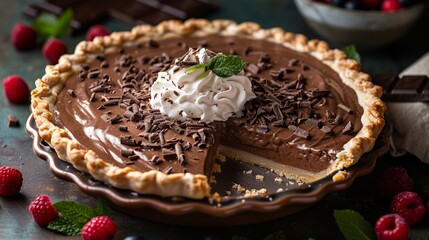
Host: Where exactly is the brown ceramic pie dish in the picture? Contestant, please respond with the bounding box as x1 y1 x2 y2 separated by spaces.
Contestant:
26 115 389 226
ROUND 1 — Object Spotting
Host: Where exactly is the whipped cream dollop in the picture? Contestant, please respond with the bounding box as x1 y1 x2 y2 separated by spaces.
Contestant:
150 48 256 123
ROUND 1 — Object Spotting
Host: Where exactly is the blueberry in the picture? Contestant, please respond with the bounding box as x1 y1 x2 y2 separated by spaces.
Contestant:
399 0 420 7
124 236 145 240
332 0 346 7
344 0 363 9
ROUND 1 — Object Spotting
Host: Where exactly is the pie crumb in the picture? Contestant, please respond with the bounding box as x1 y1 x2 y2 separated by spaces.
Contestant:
255 174 264 181
274 177 283 183
217 154 226 162
209 175 216 184
212 163 221 173
333 170 347 182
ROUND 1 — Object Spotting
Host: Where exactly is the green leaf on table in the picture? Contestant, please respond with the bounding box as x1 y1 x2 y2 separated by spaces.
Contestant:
95 197 109 216
47 216 82 236
334 209 375 240
53 200 97 227
209 55 246 78
32 8 73 39
263 231 286 240
341 45 361 64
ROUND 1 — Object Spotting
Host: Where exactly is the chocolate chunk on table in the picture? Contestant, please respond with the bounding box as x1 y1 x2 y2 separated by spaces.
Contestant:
23 0 218 34
372 74 429 102
8 115 20 127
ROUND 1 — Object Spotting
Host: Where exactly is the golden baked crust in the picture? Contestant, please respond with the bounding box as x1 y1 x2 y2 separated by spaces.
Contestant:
31 19 386 199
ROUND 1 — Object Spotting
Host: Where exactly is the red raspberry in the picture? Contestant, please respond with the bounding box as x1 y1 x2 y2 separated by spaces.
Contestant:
362 0 382 8
86 25 110 41
381 0 403 11
2 75 30 104
28 195 59 227
390 191 425 225
11 23 38 51
375 214 409 240
376 166 413 199
81 216 117 240
0 166 23 197
42 39 68 65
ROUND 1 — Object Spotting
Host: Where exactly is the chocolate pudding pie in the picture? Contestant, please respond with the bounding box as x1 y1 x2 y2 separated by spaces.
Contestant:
31 19 385 199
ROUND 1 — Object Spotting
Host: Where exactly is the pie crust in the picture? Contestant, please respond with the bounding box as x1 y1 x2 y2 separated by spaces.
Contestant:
31 19 386 199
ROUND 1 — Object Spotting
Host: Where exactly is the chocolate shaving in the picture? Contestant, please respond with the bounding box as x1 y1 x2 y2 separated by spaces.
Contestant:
321 126 334 135
88 70 100 79
273 104 283 121
142 142 161 149
150 155 162 165
175 143 185 165
162 148 176 161
197 128 207 143
163 166 173 174
107 114 122 124
121 149 134 157
7 115 19 127
158 132 166 145
305 118 322 129
289 59 299 66
89 92 97 102
338 103 354 114
272 119 284 127
245 63 260 76
104 99 120 106
119 125 128 132
90 85 109 93
270 70 284 80
342 121 354 135
331 115 343 125
288 125 311 140
146 39 159 48
128 155 140 161
120 135 138 146
123 92 139 104
67 89 76 97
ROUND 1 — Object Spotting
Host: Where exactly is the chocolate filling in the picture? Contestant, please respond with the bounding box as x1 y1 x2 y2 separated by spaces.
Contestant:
54 35 363 177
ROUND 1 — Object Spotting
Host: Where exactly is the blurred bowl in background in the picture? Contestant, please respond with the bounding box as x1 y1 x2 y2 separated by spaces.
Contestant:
294 0 425 50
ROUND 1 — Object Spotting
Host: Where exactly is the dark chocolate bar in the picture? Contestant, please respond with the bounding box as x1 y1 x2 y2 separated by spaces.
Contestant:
23 0 218 34
373 74 429 102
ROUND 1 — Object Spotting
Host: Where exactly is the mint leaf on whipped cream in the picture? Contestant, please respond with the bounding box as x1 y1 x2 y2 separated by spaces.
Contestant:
209 55 246 78
184 63 208 74
334 209 374 240
184 54 246 78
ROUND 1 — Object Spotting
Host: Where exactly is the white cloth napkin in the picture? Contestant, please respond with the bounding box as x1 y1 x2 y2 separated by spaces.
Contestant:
386 52 429 163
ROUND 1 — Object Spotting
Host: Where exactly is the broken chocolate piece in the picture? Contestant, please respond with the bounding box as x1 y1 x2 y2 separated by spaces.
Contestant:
373 74 429 102
8 115 20 127
24 0 218 34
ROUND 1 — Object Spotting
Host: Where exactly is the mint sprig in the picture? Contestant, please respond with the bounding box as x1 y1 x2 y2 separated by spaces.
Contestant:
47 198 109 236
184 55 246 78
32 8 73 39
342 45 361 64
334 209 375 240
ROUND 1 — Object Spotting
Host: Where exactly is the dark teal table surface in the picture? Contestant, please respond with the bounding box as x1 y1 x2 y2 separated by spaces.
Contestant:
1 0 429 239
